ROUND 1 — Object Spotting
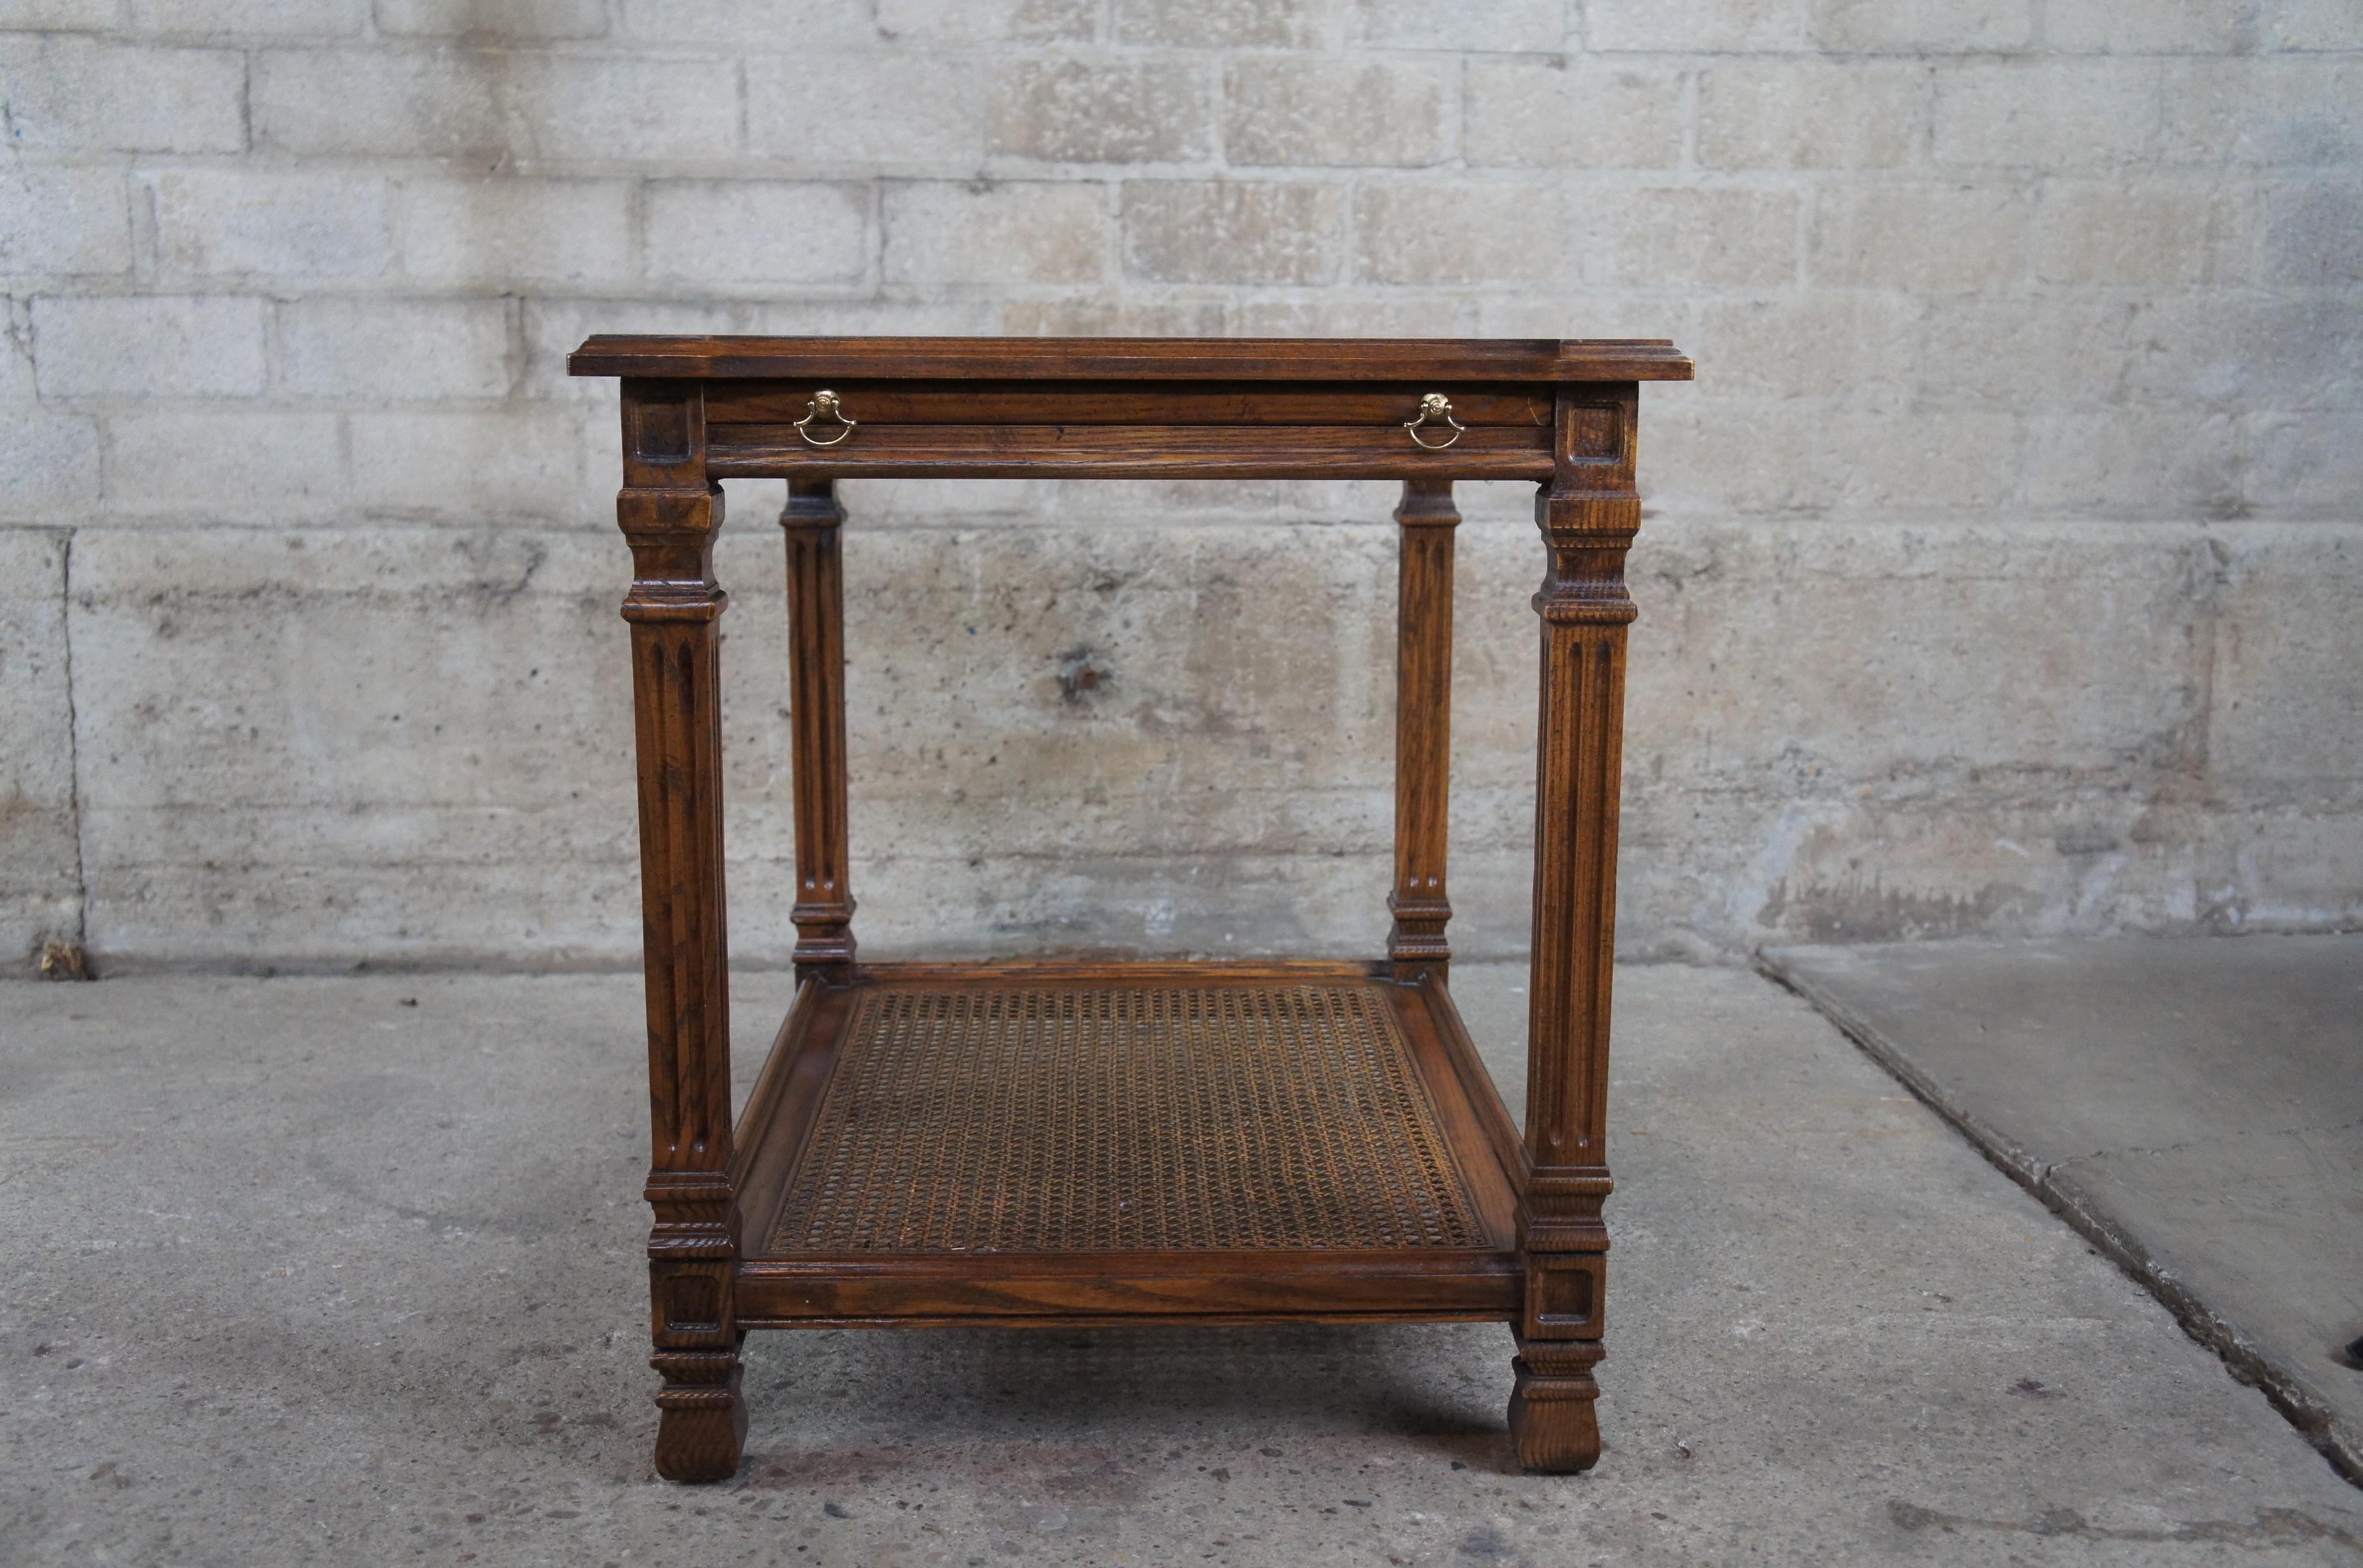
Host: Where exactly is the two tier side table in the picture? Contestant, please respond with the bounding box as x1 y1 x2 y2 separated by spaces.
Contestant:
566 335 1695 1481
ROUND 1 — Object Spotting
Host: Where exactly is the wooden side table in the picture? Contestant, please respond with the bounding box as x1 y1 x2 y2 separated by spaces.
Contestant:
566 336 1695 1481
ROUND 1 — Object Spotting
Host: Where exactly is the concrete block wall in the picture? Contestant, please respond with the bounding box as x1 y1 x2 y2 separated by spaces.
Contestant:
1 0 2358 971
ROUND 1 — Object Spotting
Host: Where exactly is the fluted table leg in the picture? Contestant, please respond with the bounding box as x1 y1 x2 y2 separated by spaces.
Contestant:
779 479 857 981
617 380 744 1483
1389 479 1459 980
1511 384 1640 1473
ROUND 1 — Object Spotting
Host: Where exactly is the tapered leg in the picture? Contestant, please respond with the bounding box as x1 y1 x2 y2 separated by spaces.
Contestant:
617 381 744 1483
1512 385 1640 1473
779 479 857 980
1389 479 1458 979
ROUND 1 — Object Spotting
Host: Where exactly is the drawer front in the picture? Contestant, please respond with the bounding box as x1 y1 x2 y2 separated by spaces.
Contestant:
703 379 1553 428
701 380 1558 480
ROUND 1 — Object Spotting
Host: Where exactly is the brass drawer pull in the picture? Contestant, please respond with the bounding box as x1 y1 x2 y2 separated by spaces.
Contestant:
1405 392 1464 450
794 389 856 447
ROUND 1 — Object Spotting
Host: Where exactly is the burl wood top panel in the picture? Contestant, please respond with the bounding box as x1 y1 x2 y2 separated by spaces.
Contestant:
568 335 1696 383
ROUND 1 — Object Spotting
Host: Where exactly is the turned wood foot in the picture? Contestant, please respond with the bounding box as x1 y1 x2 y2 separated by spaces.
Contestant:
1507 1337 1603 1473
652 1346 747 1483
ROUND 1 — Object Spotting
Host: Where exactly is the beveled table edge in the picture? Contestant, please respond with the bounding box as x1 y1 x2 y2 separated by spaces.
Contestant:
568 334 1697 383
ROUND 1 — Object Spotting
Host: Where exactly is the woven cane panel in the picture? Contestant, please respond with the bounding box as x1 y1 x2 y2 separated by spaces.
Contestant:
772 981 1485 1254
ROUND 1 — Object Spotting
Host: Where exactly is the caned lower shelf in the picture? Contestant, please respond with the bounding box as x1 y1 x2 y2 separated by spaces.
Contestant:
730 960 1527 1328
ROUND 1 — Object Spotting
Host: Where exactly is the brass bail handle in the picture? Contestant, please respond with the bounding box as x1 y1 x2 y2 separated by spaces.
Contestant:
794 389 857 448
1404 391 1464 450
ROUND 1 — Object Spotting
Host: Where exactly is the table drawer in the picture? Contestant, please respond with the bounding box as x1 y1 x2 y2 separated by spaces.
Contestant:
702 379 1558 479
703 379 1554 429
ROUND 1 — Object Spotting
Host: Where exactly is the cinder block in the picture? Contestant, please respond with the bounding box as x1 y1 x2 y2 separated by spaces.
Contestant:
1587 0 1813 52
0 528 77 962
1919 295 2138 409
3 38 245 153
2197 808 2363 933
876 0 1093 41
999 297 1230 336
394 177 633 286
478 53 744 162
1475 516 2249 950
817 523 1395 903
1647 401 2020 514
68 526 639 966
254 48 736 162
2045 0 2252 52
280 297 513 400
1808 184 2031 289
621 0 876 45
1235 295 1479 338
883 182 1107 285
1623 517 2213 783
519 297 752 401
2125 295 2363 409
374 0 609 38
0 166 131 274
1836 409 2021 511
744 295 1005 339
1351 181 1575 286
0 313 35 405
0 409 101 514
988 60 1211 164
748 54 988 172
1589 187 1801 287
252 47 500 156
1464 60 1684 170
646 181 872 287
1813 0 2035 52
2266 0 2363 50
0 0 121 27
2260 182 2363 284
1697 60 1921 168
1470 289 1685 338
128 0 365 32
1350 0 1564 50
1116 0 1323 46
348 409 590 521
1934 61 2162 170
2024 411 2240 515
33 295 266 399
148 169 389 279
1225 57 1454 168
2244 413 2363 513
101 411 345 517
2034 181 2240 285
2212 523 2363 789
1691 294 1921 401
1122 181 1342 285
2161 59 2363 166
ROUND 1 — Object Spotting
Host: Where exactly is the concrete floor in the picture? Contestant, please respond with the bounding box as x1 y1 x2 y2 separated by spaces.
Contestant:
1763 936 2363 1485
5 963 2360 1567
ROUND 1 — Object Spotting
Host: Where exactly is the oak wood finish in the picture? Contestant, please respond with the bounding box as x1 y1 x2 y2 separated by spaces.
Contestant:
576 336 1693 383
778 480 856 979
1513 384 1642 1473
615 379 744 1483
705 379 1559 426
706 422 1554 481
576 336 1691 1483
1389 479 1460 980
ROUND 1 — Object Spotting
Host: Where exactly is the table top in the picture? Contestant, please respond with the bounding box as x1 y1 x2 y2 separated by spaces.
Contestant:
568 335 1695 383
